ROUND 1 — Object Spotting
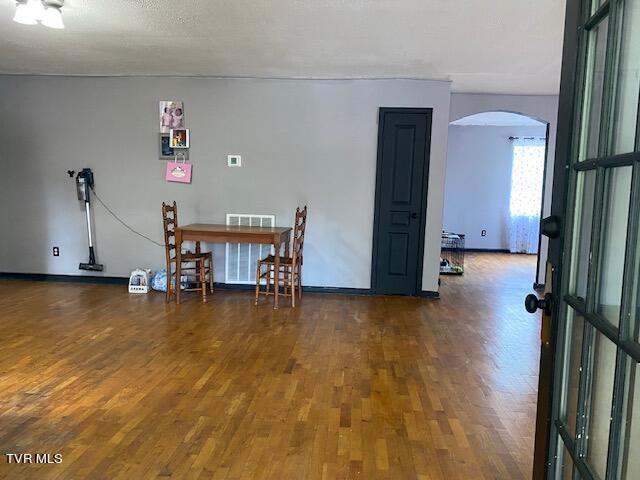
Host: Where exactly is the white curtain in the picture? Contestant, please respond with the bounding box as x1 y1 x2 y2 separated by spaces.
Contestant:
509 138 546 254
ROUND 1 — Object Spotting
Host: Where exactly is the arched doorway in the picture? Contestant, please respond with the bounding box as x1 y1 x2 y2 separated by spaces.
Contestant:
440 110 551 291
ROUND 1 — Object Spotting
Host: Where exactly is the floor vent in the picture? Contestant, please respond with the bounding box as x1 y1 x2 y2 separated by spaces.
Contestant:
225 214 275 284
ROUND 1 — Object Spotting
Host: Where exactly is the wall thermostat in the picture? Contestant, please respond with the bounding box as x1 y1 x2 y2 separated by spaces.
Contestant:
227 155 241 167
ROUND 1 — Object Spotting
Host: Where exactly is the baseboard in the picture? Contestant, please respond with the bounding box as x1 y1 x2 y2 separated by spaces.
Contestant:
0 272 373 297
1 272 441 299
211 283 373 296
305 286 373 296
0 272 128 284
417 290 440 299
212 282 253 291
214 284 438 297
464 248 511 253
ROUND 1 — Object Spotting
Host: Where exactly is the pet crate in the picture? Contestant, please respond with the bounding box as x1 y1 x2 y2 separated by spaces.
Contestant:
128 269 151 293
440 232 465 275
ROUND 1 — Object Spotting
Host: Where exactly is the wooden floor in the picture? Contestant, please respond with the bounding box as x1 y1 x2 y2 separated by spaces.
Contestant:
0 253 540 479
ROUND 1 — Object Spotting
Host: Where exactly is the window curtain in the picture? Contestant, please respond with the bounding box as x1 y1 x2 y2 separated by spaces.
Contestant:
509 138 546 254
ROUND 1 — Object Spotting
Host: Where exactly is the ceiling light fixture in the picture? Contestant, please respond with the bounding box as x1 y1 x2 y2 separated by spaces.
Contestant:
13 2 37 25
26 0 45 22
13 0 64 29
41 4 64 29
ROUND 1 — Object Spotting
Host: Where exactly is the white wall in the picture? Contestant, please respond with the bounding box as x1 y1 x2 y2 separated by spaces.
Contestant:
443 124 547 250
0 76 451 292
449 94 559 284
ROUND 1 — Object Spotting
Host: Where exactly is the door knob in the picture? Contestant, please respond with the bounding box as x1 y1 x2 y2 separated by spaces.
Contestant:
410 212 418 219
525 293 553 315
541 215 561 239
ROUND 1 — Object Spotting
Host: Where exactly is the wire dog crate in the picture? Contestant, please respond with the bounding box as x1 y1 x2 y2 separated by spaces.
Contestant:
440 232 465 275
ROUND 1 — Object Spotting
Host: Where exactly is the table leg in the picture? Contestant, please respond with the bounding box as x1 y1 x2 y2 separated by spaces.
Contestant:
194 241 201 284
283 231 291 299
176 229 182 304
284 232 290 258
273 237 281 309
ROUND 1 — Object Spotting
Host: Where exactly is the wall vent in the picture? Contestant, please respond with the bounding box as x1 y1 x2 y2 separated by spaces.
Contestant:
225 213 275 284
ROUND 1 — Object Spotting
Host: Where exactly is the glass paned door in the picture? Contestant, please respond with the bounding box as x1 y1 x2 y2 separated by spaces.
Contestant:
549 0 640 479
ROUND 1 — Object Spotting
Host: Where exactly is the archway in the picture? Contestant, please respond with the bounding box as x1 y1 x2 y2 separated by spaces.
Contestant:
440 110 551 292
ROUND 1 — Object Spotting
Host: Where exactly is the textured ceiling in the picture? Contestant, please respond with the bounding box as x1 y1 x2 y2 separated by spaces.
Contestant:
0 0 566 94
451 111 547 126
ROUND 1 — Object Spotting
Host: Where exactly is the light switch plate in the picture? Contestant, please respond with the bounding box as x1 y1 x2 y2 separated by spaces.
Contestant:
227 155 241 167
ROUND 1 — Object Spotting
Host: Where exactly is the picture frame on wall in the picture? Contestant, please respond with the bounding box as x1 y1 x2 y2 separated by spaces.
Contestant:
159 133 174 160
159 133 188 160
170 128 189 149
159 100 185 134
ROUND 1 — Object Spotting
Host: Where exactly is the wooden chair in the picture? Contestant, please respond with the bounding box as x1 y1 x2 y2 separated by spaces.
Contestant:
162 202 214 303
255 206 307 307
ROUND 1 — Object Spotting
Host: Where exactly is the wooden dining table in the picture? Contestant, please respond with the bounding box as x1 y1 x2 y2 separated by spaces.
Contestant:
174 223 292 308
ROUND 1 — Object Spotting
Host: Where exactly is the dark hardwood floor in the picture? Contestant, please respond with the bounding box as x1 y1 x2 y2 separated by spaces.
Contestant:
0 253 540 479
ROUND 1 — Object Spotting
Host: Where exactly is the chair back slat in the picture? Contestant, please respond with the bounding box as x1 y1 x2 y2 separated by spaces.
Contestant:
162 202 178 268
292 206 307 265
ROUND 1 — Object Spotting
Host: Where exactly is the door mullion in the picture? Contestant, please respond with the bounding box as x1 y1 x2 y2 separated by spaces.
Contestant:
605 349 629 479
585 1 611 30
575 322 595 462
576 161 606 464
586 166 606 314
558 420 598 479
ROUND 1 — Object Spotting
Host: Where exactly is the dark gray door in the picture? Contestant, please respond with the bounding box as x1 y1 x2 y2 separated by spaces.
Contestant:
372 108 432 295
531 1 640 479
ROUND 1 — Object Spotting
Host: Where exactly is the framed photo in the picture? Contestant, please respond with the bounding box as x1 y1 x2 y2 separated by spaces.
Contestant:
170 128 189 149
159 100 185 133
159 133 174 160
159 134 189 160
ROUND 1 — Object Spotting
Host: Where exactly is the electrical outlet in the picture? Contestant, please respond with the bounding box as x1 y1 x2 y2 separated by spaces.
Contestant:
52 246 60 257
481 230 487 237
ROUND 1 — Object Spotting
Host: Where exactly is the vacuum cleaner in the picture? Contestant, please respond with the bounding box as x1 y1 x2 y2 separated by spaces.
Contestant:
70 168 104 271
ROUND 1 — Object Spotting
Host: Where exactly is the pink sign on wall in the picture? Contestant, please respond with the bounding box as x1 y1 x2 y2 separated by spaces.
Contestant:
165 161 192 183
